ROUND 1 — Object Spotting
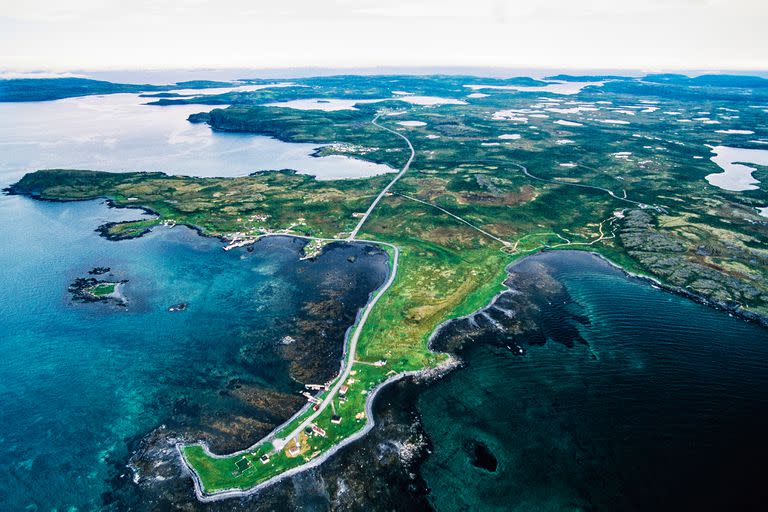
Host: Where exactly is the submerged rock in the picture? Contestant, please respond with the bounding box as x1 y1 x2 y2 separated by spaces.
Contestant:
465 440 498 473
168 303 188 312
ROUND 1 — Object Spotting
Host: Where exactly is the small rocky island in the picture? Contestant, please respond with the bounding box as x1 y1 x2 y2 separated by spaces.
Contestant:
69 268 127 306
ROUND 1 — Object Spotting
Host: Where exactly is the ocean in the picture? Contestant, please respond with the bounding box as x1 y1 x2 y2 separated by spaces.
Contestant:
419 251 768 511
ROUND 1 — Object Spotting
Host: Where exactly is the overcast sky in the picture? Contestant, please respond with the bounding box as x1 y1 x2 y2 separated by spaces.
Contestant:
1 0 766 73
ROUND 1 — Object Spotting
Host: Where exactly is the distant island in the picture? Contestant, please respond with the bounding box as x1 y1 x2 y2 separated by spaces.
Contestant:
0 77 256 102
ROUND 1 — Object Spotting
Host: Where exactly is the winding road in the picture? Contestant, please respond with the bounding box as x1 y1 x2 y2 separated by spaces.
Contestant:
271 239 399 449
272 143 640 450
182 112 640 498
509 161 659 209
347 114 416 241
272 113 415 448
185 110 417 474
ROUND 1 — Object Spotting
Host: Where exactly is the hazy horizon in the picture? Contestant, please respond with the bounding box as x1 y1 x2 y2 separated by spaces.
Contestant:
2 1 766 72
3 66 768 86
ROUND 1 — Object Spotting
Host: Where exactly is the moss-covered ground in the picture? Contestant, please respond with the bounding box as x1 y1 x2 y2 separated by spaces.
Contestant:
86 282 117 297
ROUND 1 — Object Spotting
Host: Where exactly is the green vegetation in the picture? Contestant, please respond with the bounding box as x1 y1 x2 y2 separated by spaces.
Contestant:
10 73 768 495
86 282 117 297
0 77 239 102
99 219 160 240
10 169 390 240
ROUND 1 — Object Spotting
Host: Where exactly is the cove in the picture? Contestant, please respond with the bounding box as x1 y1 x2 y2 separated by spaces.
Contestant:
418 250 768 511
0 93 395 181
0 195 388 511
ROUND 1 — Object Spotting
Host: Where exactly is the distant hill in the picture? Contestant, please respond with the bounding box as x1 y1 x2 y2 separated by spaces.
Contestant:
545 74 631 82
0 77 238 102
0 78 155 101
643 74 768 88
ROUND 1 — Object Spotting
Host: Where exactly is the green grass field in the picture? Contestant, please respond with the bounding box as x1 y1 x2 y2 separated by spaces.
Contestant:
86 282 117 297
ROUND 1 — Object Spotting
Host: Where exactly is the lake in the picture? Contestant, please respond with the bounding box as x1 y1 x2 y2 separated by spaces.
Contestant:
0 93 395 182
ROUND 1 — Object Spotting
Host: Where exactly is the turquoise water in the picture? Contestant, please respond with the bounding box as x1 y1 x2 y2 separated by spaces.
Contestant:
0 193 387 510
0 91 394 509
0 195 284 509
419 252 768 511
3 89 768 511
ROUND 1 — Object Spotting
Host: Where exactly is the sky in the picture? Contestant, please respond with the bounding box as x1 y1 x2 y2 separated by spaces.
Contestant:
0 0 766 73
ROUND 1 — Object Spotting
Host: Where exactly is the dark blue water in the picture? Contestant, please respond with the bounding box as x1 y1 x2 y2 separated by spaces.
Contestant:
419 252 768 511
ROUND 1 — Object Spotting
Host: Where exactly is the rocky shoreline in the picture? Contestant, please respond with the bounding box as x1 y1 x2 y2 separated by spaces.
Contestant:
107 377 437 511
588 250 768 329
105 248 768 510
107 248 577 510
181 354 460 503
68 271 127 306
11 175 764 507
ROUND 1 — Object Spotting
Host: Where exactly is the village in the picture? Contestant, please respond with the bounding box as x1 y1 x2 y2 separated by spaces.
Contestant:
227 359 387 479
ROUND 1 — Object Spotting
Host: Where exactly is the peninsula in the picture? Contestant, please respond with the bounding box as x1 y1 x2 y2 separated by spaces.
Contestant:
9 73 768 498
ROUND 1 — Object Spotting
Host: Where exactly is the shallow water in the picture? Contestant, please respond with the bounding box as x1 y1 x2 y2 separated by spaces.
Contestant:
3 83 768 511
419 251 768 511
0 194 388 510
0 87 397 510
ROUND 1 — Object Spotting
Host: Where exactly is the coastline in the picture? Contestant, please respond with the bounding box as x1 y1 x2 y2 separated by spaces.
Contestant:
8 187 768 501
176 234 405 497
176 237 509 500
396 250 768 512
176 355 460 502
181 243 768 501
580 250 768 329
